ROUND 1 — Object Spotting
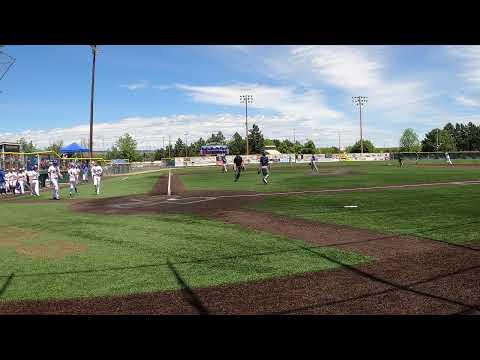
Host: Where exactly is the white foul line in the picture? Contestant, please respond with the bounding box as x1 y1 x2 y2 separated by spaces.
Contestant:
167 169 171 197
106 179 480 209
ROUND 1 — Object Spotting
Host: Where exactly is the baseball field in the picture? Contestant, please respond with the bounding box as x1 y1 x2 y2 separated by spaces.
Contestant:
1 160 480 314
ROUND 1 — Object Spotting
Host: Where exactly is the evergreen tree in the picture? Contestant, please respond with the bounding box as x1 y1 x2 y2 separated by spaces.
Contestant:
206 131 226 144
174 138 186 157
248 124 264 154
228 132 246 154
422 129 456 152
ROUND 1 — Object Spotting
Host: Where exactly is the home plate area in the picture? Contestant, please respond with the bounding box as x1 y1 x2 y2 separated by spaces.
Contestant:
107 195 217 210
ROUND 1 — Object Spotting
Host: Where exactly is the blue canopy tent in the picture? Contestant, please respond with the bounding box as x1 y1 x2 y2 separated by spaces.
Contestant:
59 143 90 154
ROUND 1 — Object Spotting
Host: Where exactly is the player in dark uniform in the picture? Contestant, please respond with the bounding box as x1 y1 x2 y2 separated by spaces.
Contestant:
398 153 404 168
310 155 318 172
233 154 243 182
259 152 270 184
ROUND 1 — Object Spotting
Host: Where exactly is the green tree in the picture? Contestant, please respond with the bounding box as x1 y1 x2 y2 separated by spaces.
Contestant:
115 133 140 162
301 139 317 154
17 138 37 153
399 128 421 152
422 129 456 152
206 131 226 144
349 139 376 153
292 141 303 155
228 132 246 155
174 138 186 157
105 146 121 160
248 124 265 154
153 148 165 161
319 146 340 154
190 137 206 156
279 139 295 153
264 138 275 146
46 141 64 156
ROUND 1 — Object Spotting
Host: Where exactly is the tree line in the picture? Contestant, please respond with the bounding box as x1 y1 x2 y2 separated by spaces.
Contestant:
19 121 479 163
399 122 480 152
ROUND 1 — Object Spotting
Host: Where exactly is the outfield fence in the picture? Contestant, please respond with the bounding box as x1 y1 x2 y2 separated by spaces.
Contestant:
173 153 391 167
393 151 480 163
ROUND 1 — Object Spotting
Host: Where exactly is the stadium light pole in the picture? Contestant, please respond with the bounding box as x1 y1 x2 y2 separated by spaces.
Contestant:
168 135 171 158
352 96 368 154
240 94 253 156
89 45 97 158
184 132 188 157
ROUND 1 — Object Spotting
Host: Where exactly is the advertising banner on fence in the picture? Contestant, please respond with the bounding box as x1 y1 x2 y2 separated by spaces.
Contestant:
174 153 391 167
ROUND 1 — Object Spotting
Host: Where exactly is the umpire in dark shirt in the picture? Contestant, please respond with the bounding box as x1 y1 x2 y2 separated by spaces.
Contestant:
233 154 243 182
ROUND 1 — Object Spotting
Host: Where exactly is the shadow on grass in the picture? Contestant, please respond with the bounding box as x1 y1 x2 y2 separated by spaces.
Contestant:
167 260 209 315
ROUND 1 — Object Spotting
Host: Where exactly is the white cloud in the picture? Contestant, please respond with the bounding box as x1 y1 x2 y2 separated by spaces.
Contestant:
176 83 342 120
446 46 480 84
120 80 149 90
289 46 383 89
0 111 361 151
454 95 480 107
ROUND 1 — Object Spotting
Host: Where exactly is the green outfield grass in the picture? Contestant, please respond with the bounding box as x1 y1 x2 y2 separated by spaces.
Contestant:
253 185 480 244
178 161 480 192
0 171 369 302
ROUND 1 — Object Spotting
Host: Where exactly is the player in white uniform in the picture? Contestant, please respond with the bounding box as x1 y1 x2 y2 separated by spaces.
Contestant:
27 165 40 196
74 163 81 192
17 167 27 195
91 161 103 195
67 163 77 197
8 168 18 196
445 152 454 167
48 160 62 200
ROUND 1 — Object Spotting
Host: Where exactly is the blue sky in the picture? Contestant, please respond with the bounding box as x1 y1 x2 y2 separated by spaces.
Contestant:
1 45 480 150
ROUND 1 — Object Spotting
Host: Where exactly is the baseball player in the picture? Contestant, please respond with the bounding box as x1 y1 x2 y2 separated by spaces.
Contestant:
73 163 80 192
0 168 6 197
398 154 404 168
445 152 454 167
27 165 40 196
48 159 62 200
82 162 89 183
259 151 270 184
233 154 243 182
8 168 18 196
91 161 103 195
17 167 27 195
221 154 228 173
67 163 78 197
309 155 319 172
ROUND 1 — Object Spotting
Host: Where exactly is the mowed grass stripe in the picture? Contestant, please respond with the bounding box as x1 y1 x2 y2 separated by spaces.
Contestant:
253 184 480 244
